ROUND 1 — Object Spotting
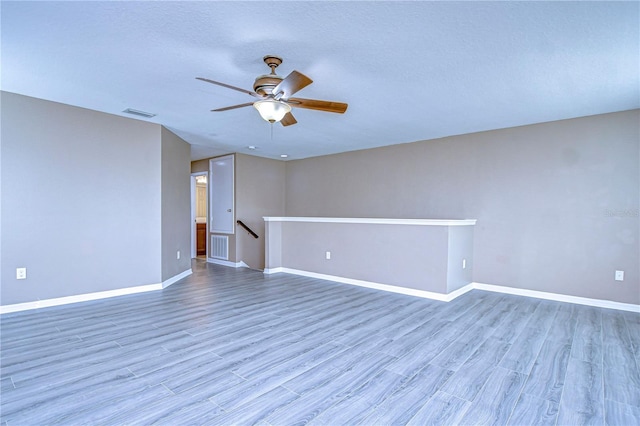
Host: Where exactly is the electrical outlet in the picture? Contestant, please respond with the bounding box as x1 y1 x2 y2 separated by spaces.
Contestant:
615 270 624 281
325 251 331 260
462 259 466 269
177 250 180 260
16 267 27 280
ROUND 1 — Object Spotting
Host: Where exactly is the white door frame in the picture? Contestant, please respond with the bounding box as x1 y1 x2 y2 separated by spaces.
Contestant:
191 172 208 259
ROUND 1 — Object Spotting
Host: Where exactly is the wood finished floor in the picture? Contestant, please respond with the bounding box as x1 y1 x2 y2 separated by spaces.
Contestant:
1 260 639 425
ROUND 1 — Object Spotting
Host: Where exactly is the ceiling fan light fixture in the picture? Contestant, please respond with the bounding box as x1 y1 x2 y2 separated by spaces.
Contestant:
253 99 291 123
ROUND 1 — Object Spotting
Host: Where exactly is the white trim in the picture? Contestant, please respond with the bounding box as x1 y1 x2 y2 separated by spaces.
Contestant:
1 269 193 314
448 283 477 300
0 283 163 315
473 282 640 313
263 217 477 226
272 267 474 302
207 258 248 268
162 269 192 289
261 268 639 312
191 172 208 259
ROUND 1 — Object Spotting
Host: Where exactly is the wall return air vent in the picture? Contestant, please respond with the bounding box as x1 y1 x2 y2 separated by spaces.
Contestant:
210 235 229 260
122 108 156 118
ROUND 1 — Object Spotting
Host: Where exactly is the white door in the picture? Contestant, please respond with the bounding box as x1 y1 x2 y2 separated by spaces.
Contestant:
209 154 234 234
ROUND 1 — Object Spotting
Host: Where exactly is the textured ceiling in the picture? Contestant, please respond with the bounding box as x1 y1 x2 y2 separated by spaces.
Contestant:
1 1 638 161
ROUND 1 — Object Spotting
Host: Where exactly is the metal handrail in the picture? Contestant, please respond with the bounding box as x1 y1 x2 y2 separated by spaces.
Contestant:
236 220 259 239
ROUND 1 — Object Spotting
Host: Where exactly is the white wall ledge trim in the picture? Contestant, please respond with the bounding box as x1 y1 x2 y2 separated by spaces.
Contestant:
263 217 477 226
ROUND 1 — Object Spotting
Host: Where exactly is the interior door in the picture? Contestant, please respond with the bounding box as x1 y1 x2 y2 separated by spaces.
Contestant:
209 154 234 234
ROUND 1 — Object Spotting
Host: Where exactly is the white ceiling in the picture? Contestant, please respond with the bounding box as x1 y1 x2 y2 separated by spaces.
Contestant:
2 1 638 161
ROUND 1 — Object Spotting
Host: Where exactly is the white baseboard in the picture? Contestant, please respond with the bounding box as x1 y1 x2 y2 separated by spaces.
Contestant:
271 267 474 302
262 268 639 312
162 269 192 289
0 268 194 315
473 282 640 313
4 269 635 315
207 258 249 268
0 283 163 315
448 283 477 301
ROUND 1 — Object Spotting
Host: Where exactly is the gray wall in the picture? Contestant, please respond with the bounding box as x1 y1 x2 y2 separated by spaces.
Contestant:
235 154 286 269
284 110 640 304
1 92 191 305
276 221 462 294
161 127 191 281
446 226 474 293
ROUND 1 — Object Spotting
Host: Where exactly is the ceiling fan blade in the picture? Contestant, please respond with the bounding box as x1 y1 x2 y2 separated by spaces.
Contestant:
286 98 348 114
211 102 254 112
280 112 297 127
196 77 260 98
272 71 313 99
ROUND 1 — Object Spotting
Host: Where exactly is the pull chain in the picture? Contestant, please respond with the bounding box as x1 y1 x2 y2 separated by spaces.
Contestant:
270 122 274 142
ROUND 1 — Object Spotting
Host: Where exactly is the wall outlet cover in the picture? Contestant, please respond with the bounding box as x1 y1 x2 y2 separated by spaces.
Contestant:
16 267 27 280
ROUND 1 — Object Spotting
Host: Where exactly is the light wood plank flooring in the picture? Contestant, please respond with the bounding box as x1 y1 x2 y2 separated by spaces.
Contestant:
1 260 639 425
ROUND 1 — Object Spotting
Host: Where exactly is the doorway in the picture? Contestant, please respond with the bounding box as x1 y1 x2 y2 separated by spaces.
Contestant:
191 172 208 259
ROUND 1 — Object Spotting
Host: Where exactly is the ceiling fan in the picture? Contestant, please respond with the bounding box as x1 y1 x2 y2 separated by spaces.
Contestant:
197 55 348 126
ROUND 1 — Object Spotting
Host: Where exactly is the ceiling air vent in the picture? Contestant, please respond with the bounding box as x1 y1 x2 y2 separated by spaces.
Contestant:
122 108 156 118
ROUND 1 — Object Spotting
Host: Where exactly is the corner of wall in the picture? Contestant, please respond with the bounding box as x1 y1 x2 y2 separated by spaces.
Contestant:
161 127 192 281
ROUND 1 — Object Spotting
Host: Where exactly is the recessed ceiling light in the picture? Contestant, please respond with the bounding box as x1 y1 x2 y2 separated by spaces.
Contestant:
122 108 156 118
280 154 288 158
248 146 257 150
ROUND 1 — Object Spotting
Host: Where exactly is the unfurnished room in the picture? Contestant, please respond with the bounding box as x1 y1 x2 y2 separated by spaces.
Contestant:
1 1 639 425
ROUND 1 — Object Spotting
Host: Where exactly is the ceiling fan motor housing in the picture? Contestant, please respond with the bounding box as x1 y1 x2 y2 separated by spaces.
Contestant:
253 74 283 96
